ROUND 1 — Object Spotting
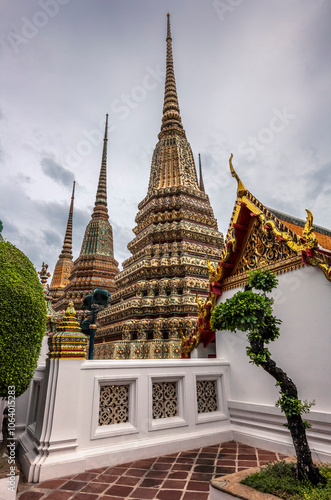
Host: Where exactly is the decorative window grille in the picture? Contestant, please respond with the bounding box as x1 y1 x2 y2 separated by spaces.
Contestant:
152 382 178 419
196 380 218 413
99 385 129 426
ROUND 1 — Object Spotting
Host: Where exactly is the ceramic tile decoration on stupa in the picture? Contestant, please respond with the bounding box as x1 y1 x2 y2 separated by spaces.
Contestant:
95 14 224 360
51 115 119 314
185 154 331 356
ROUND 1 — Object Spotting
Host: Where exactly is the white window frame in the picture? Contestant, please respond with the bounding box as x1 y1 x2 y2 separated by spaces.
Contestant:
148 373 188 431
194 373 228 424
91 375 139 439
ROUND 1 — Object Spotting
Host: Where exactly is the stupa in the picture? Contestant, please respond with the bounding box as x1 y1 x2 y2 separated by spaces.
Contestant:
95 14 224 359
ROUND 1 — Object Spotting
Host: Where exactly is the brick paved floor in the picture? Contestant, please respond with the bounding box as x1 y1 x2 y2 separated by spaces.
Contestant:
17 441 287 500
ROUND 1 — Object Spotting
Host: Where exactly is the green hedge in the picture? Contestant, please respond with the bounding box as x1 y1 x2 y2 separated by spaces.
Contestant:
0 241 46 398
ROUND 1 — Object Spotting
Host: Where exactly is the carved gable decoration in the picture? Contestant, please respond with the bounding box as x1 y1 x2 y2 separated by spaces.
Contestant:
234 218 297 276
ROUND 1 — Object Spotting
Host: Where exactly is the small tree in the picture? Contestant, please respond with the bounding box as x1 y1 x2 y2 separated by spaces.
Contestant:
0 240 46 399
211 268 326 485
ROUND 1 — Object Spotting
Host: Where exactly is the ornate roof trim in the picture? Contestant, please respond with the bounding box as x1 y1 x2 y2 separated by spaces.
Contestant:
195 154 331 351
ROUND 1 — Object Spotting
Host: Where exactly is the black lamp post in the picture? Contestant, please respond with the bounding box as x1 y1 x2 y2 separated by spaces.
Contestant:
81 288 110 360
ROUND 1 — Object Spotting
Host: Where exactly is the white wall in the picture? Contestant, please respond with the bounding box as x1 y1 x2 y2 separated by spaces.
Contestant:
215 266 331 460
18 358 232 482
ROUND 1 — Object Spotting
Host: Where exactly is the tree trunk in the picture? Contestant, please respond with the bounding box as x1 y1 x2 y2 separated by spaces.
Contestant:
250 340 326 485
287 414 325 485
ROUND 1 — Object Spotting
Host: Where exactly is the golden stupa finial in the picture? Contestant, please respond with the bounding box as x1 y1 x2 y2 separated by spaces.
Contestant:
229 154 248 198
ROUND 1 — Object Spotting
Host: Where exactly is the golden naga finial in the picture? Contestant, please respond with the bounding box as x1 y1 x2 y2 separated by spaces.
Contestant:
195 293 204 314
206 256 217 283
229 154 248 198
303 209 318 249
180 328 201 358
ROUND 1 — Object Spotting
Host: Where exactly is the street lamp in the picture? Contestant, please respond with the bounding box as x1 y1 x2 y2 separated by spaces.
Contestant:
81 288 110 360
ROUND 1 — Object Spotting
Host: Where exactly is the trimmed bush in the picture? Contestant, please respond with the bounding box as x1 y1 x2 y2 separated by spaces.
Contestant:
0 241 46 398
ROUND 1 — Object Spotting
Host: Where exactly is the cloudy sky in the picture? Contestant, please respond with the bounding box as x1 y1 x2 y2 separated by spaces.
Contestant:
1 0 330 276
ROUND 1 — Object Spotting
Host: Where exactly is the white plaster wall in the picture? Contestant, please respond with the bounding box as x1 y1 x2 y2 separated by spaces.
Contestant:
216 266 331 414
18 358 233 482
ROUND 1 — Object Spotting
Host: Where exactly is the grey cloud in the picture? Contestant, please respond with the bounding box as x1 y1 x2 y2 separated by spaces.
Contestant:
306 162 331 199
111 220 133 268
41 157 75 187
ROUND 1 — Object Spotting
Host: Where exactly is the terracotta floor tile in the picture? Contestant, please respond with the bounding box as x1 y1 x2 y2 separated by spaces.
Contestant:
81 482 109 494
131 460 155 469
100 496 126 500
193 464 212 473
183 491 209 500
171 463 192 471
167 470 189 480
238 460 258 467
95 474 119 483
18 493 45 500
43 492 72 500
218 451 237 457
139 477 164 488
199 452 217 459
196 458 215 465
124 469 145 478
145 470 168 479
115 475 140 486
105 484 134 496
216 459 236 466
156 490 182 500
215 466 236 475
38 479 67 489
73 473 98 482
237 454 257 460
191 472 213 481
71 493 99 500
178 452 198 458
151 462 172 471
259 454 278 459
103 468 128 476
60 480 86 491
176 457 195 464
162 479 186 489
186 480 210 491
156 456 176 463
129 487 157 499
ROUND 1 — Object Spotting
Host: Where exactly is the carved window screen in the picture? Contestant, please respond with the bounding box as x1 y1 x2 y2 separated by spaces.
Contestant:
152 381 178 419
196 380 218 413
99 385 129 426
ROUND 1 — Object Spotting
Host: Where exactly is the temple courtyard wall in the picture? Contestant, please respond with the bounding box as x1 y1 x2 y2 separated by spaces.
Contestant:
15 267 331 482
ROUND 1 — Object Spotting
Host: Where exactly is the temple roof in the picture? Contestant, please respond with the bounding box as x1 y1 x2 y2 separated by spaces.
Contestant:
207 155 331 289
267 207 331 251
183 155 331 356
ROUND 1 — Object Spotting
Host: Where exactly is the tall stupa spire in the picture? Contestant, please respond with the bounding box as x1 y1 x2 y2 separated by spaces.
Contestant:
49 181 76 297
59 181 75 259
51 113 119 312
159 13 185 139
92 114 109 221
97 15 223 360
198 154 205 193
